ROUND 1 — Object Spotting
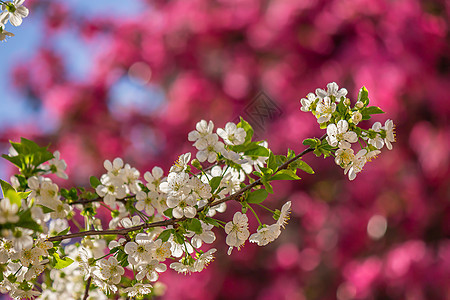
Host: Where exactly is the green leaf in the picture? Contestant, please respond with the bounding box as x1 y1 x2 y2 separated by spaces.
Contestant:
247 189 268 204
237 117 253 145
163 208 173 218
209 176 222 193
52 253 74 269
17 209 42 232
186 218 202 234
0 180 23 208
243 146 269 157
358 86 369 106
287 148 296 160
337 100 347 115
90 176 101 188
158 229 173 242
267 151 277 172
302 138 318 147
174 231 185 244
293 160 314 174
69 188 78 201
362 106 385 115
204 217 221 227
57 226 71 236
1 154 23 169
269 169 301 181
38 205 55 213
261 178 274 194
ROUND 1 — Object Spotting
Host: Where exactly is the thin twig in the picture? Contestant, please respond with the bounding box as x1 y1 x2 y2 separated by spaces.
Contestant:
83 276 92 300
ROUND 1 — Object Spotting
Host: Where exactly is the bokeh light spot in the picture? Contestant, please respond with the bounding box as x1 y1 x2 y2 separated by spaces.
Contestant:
128 62 152 85
367 215 387 240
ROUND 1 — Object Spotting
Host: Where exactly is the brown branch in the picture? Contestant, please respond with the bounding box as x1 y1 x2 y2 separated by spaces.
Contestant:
47 137 325 243
83 276 92 300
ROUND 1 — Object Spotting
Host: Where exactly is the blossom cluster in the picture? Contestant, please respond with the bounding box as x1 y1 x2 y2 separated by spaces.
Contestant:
0 117 301 299
0 0 28 42
301 82 396 180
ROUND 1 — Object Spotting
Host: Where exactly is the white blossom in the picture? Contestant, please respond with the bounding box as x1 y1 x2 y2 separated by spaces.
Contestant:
344 149 367 180
249 224 281 246
300 92 316 112
224 212 250 255
123 283 153 298
135 191 158 215
383 119 396 150
195 134 223 163
315 82 348 101
193 248 216 272
136 259 167 281
170 152 191 173
0 0 29 27
326 120 357 149
95 174 127 208
217 122 246 145
367 122 385 149
316 96 336 124
96 256 124 285
124 233 153 265
277 201 291 229
186 221 215 248
144 166 164 191
0 198 19 224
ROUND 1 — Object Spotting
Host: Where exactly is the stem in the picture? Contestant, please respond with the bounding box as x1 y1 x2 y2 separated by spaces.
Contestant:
83 276 92 300
248 205 262 226
256 203 275 214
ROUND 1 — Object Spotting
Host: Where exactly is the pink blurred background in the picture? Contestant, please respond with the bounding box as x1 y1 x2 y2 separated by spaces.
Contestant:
0 0 449 299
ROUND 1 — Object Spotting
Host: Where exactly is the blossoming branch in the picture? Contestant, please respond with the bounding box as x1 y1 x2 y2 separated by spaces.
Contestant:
0 83 395 299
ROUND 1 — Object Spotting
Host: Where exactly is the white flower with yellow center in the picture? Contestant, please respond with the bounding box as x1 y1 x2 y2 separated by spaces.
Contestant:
97 256 124 284
326 120 358 149
136 259 167 281
344 149 367 181
335 148 355 168
151 239 172 261
217 122 246 146
0 0 29 27
144 166 165 191
124 233 153 265
316 96 336 124
135 191 158 216
224 212 250 255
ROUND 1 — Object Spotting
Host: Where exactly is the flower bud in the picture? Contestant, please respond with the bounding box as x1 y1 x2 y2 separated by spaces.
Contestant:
351 111 362 125
343 98 351 106
355 101 364 109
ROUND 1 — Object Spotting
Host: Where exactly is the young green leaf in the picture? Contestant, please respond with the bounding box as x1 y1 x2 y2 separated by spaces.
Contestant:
246 189 268 204
158 229 174 242
269 169 301 181
90 176 101 188
362 106 385 115
209 176 223 193
186 218 203 234
237 117 254 145
204 217 221 227
358 86 369 106
52 253 74 269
